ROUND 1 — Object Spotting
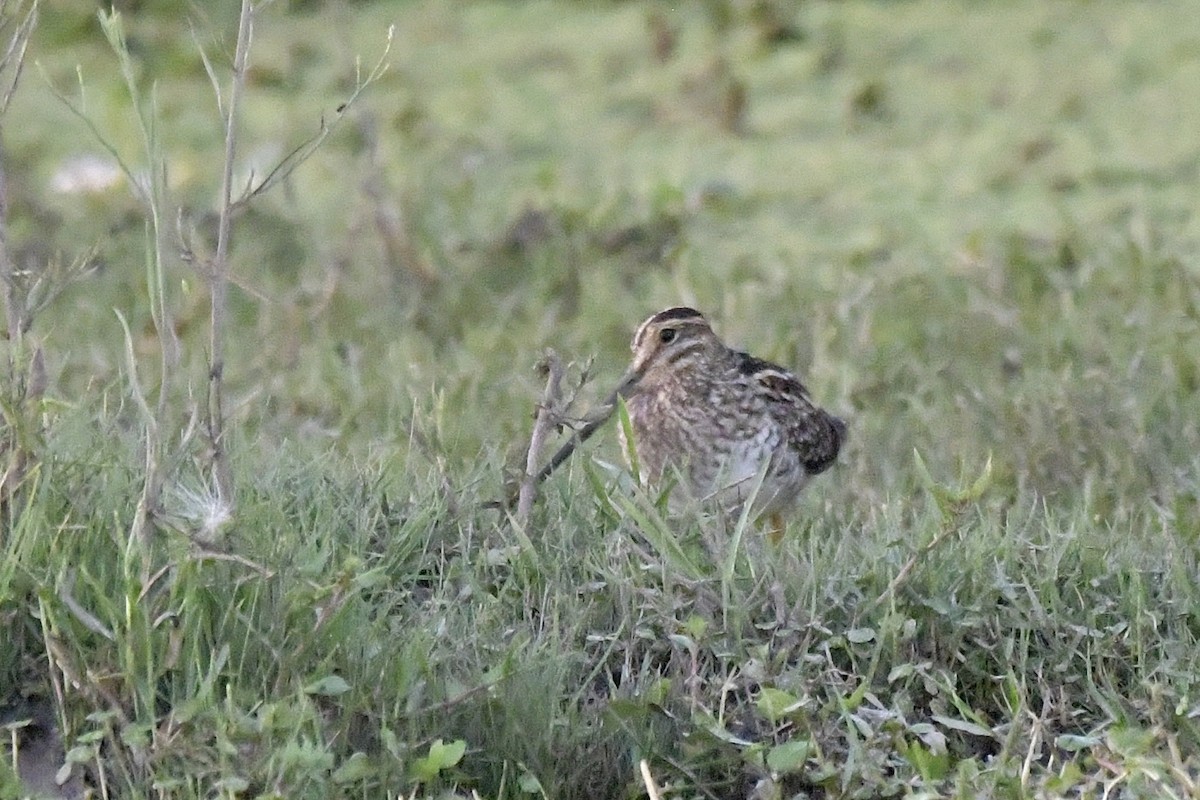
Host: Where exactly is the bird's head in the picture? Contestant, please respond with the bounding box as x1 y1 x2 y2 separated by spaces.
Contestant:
615 306 720 396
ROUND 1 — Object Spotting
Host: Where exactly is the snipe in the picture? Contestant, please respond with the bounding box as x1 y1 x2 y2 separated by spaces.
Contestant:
614 306 845 536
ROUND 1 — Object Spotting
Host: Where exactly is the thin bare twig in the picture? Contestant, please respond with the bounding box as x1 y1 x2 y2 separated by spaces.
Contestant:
57 571 115 641
229 25 393 212
492 371 622 512
0 0 38 349
530 384 622 488
186 547 274 578
0 0 36 117
640 760 663 800
196 8 392 506
516 351 565 525
84 10 182 564
865 511 962 612
0 140 19 347
0 2 40 510
206 0 254 509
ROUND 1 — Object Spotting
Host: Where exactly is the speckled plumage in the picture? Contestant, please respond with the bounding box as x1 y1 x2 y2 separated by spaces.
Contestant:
616 307 845 520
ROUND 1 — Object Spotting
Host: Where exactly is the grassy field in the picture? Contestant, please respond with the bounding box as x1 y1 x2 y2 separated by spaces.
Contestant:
2 0 1199 797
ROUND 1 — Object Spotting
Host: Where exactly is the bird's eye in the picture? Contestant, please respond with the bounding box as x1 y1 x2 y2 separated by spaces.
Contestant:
659 328 677 344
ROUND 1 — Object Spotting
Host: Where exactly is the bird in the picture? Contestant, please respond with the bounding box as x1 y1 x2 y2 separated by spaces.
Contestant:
611 306 845 538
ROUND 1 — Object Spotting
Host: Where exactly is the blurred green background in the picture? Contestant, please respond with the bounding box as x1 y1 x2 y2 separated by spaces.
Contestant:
11 0 1199 484
4 2 1200 797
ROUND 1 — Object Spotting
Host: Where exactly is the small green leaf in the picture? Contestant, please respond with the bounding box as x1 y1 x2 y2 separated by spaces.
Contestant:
681 614 708 640
616 398 640 483
430 738 466 767
64 744 95 763
964 452 993 501
840 678 870 711
756 687 804 721
213 777 250 792
381 726 404 760
766 739 811 774
694 710 755 747
899 738 950 780
1106 725 1155 755
150 778 185 791
1055 734 1101 752
304 675 351 696
517 769 545 794
668 633 696 652
1044 759 1085 792
847 627 875 643
120 722 152 749
332 752 373 784
931 714 996 738
644 677 672 706
410 738 467 783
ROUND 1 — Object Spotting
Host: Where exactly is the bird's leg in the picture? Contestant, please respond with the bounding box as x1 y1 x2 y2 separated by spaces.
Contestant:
767 512 786 544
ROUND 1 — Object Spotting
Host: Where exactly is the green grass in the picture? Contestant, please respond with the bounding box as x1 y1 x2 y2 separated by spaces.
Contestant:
2 0 1200 797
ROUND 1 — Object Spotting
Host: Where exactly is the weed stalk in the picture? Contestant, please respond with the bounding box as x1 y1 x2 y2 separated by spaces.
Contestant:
204 0 253 506
0 0 40 513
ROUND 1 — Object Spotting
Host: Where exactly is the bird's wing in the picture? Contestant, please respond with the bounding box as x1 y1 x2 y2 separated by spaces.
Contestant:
736 352 845 474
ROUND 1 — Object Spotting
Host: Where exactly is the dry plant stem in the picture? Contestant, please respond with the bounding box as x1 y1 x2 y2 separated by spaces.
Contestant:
0 2 39 507
498 384 619 510
0 0 37 353
532 387 620 485
0 138 17 351
206 0 254 504
85 10 183 562
639 760 663 800
516 351 564 525
0 142 26 504
866 508 963 611
219 26 394 213
57 571 115 640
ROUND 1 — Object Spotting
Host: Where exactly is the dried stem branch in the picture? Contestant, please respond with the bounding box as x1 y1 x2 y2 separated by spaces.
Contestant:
91 10 181 562
227 25 393 212
0 1 40 510
516 351 565 526
206 0 254 508
0 0 37 353
0 0 35 117
866 509 963 612
639 760 663 800
0 123 17 358
194 9 392 505
532 386 621 485
497 375 622 512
